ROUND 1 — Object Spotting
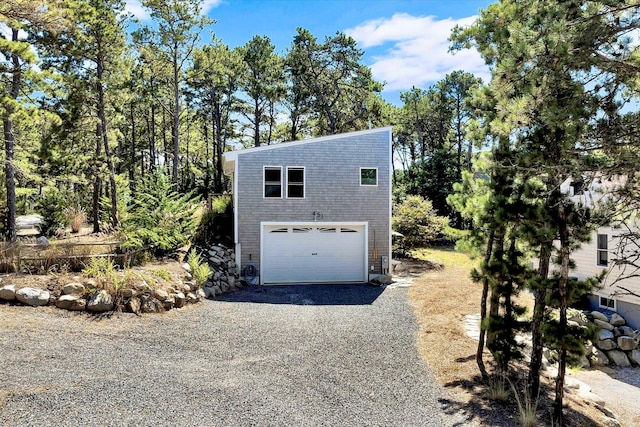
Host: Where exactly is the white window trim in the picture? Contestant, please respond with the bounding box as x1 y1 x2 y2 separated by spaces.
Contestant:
598 295 617 311
286 166 305 199
263 166 283 199
360 167 378 187
596 233 608 267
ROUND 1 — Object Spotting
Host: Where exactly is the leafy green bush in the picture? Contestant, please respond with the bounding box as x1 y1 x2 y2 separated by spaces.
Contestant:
392 195 448 255
122 171 199 257
38 187 73 236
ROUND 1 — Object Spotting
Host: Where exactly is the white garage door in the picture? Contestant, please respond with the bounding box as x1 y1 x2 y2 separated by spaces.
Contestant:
262 224 366 284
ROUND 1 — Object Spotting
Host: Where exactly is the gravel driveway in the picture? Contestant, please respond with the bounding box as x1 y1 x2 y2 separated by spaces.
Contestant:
1 284 467 426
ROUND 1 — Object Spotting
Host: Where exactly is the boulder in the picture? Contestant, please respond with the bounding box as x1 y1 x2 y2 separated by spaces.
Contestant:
86 290 114 312
16 287 50 306
186 292 197 303
181 262 191 272
591 348 610 366
591 311 609 322
598 339 617 351
0 284 16 301
141 295 161 313
610 313 626 326
212 285 222 296
62 282 85 296
617 336 637 351
127 297 141 314
629 349 640 366
196 289 206 300
122 288 137 298
568 310 589 326
594 319 614 331
598 329 614 341
618 326 636 337
56 295 86 311
227 276 236 288
607 350 631 367
162 297 175 310
154 289 169 301
174 292 186 308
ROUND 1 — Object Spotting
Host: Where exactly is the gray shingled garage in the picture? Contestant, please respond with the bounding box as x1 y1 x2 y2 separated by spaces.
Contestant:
261 222 367 283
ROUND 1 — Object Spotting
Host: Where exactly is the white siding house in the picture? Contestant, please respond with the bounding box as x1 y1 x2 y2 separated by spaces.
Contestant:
562 175 640 328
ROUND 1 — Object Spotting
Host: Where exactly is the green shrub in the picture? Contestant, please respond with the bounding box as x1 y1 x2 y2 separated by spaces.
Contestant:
187 251 212 288
392 195 448 255
38 187 73 236
82 257 117 284
122 171 199 257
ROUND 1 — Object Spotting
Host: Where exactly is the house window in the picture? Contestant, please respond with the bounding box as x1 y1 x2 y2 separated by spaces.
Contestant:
599 296 616 311
597 234 608 267
360 168 378 186
287 167 304 198
264 167 282 198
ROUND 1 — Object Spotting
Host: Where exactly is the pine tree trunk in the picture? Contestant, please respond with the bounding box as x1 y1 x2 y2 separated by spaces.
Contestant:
3 28 20 242
172 46 180 186
528 240 551 398
93 123 103 233
477 229 495 380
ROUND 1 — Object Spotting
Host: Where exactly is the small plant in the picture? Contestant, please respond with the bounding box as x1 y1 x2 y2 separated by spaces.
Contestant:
485 372 510 402
187 251 212 288
152 268 171 281
82 257 117 285
65 206 87 233
507 377 539 427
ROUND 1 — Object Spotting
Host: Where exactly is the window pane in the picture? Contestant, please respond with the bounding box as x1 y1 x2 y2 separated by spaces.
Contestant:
288 168 304 183
597 234 608 250
361 168 377 185
597 250 608 266
288 184 304 198
265 184 281 198
265 168 281 182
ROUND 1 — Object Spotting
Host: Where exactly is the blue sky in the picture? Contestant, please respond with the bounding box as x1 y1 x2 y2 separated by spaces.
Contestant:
126 0 494 105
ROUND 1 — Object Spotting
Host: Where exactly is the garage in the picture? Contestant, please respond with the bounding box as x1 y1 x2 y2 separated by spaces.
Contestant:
261 223 367 284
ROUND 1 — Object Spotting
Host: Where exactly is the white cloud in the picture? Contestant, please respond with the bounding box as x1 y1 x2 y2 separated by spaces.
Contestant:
125 0 222 21
125 0 150 21
346 13 491 92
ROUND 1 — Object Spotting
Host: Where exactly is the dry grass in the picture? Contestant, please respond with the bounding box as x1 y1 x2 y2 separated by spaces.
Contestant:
406 246 608 427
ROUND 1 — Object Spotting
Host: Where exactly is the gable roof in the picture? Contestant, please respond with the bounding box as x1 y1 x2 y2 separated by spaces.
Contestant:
223 127 392 174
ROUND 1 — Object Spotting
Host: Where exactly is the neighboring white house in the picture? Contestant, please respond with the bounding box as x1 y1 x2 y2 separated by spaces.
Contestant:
562 174 640 329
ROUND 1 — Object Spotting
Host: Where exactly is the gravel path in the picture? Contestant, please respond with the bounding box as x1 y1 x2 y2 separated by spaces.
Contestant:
0 284 467 426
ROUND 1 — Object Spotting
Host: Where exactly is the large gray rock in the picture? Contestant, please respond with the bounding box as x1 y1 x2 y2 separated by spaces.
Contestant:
162 297 175 310
141 294 161 313
591 311 609 322
607 350 631 367
154 289 169 301
630 349 640 366
62 282 85 296
598 339 617 350
594 319 614 331
617 336 637 351
56 295 86 311
127 297 141 314
598 329 614 341
618 326 636 337
0 284 16 301
610 313 626 326
87 290 114 312
174 292 186 308
591 348 610 366
16 287 50 306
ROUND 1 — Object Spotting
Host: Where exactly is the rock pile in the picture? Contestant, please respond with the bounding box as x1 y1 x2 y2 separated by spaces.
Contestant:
580 310 640 367
0 276 205 315
191 243 243 298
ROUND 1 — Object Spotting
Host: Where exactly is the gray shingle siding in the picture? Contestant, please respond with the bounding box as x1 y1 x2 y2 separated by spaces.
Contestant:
231 128 391 279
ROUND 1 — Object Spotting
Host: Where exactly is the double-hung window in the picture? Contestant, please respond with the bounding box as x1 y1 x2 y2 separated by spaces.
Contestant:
287 167 304 198
264 167 282 198
597 234 608 267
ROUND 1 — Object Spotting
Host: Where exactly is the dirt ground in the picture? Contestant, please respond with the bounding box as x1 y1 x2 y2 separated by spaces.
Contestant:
402 247 633 427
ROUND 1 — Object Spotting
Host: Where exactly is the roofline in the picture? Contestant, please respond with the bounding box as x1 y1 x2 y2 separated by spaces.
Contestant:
223 127 393 163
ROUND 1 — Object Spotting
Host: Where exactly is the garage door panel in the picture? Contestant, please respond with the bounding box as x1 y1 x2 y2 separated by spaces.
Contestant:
262 224 365 283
